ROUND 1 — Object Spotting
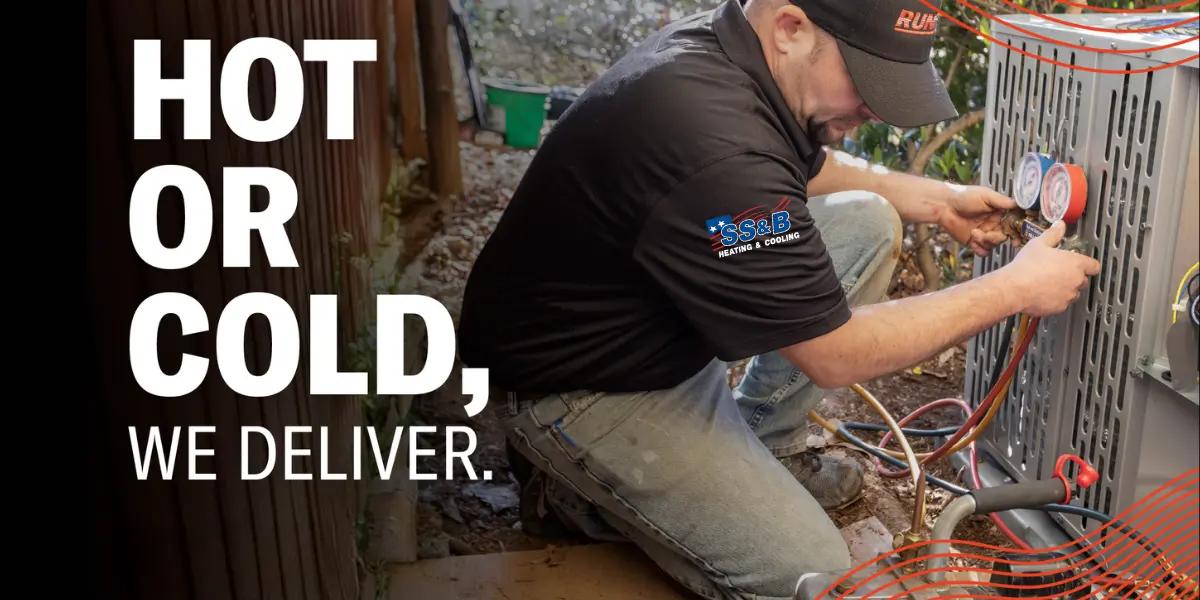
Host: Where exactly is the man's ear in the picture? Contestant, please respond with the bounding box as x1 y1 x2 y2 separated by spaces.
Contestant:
771 4 813 55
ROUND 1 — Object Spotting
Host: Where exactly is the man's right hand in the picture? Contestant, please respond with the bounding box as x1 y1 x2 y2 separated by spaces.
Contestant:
1000 220 1102 317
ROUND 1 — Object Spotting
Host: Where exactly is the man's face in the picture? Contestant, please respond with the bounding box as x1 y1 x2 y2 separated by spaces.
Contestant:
759 5 880 145
791 35 879 145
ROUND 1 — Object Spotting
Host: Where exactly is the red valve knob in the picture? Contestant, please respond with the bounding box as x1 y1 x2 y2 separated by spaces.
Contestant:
1075 462 1099 489
1054 454 1098 502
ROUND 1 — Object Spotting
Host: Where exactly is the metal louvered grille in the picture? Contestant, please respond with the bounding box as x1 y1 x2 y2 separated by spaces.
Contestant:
964 16 1199 540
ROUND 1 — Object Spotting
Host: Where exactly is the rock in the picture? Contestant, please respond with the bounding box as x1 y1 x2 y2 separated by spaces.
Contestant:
839 516 893 565
419 486 438 504
441 496 465 524
443 235 471 259
448 536 476 555
442 517 469 537
474 129 504 147
417 532 451 560
417 502 444 531
465 481 520 512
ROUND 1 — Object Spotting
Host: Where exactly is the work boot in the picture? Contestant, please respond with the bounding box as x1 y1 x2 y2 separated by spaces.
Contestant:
781 450 864 510
506 440 572 537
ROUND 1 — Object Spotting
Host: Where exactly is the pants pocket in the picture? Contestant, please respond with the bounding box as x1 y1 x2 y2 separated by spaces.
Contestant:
546 390 648 461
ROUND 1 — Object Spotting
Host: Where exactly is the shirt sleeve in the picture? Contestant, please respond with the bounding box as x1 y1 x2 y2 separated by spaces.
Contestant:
632 151 850 361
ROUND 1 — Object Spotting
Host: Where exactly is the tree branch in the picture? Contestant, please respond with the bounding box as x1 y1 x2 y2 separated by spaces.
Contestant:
944 45 968 91
907 108 985 292
915 223 941 291
910 109 986 176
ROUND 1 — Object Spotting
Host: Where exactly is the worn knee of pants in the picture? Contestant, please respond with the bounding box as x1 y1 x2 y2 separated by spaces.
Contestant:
505 359 852 600
734 191 902 457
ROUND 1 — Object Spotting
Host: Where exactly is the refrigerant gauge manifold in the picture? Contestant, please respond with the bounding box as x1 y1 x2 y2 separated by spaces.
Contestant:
1002 159 1090 253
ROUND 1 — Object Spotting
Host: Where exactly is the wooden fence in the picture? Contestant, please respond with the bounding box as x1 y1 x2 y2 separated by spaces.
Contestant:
86 1 462 597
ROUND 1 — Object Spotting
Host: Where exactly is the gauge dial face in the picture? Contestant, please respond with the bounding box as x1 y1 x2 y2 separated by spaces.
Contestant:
1014 153 1045 209
1040 163 1073 222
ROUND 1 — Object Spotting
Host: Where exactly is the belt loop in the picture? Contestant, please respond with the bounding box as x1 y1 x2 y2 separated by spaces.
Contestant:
530 392 572 426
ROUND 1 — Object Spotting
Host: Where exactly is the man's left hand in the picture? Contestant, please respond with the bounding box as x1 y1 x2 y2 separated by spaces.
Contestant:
938 185 1018 257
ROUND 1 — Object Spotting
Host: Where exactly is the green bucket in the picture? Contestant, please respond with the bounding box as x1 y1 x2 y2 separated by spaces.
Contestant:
483 78 550 149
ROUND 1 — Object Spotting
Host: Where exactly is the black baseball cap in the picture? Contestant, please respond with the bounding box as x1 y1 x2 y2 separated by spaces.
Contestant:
796 0 959 128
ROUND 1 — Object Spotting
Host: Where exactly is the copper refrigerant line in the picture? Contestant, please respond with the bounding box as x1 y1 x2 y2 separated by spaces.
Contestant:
809 315 1037 539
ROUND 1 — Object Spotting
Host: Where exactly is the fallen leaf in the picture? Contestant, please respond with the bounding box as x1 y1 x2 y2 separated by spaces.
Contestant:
937 347 957 367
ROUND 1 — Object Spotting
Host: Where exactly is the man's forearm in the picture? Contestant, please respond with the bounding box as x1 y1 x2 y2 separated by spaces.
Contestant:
810 149 954 224
783 268 1022 388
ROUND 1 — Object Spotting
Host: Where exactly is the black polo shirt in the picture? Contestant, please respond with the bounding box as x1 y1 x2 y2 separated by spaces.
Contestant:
457 0 850 393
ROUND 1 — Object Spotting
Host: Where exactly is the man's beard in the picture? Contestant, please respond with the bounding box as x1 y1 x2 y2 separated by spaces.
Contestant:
807 119 841 146
808 116 865 146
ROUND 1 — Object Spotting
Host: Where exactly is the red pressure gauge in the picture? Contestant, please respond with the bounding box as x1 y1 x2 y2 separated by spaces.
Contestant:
1040 162 1088 224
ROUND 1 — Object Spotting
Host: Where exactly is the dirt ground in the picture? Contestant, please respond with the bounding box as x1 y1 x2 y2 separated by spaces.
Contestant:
404 141 1009 562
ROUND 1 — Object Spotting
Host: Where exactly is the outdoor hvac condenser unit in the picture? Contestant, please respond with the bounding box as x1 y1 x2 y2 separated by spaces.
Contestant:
961 13 1200 547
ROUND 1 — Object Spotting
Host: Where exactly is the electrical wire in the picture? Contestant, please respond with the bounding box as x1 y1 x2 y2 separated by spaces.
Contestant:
1172 262 1199 324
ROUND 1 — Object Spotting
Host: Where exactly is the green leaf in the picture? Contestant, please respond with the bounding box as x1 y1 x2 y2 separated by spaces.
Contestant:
955 161 973 183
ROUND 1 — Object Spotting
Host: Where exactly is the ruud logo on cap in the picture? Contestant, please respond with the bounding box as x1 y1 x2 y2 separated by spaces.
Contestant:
894 9 938 35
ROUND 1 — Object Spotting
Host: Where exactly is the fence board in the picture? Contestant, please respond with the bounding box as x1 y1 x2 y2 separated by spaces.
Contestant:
149 2 240 598
95 1 197 597
417 0 465 199
88 2 188 596
394 0 430 170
